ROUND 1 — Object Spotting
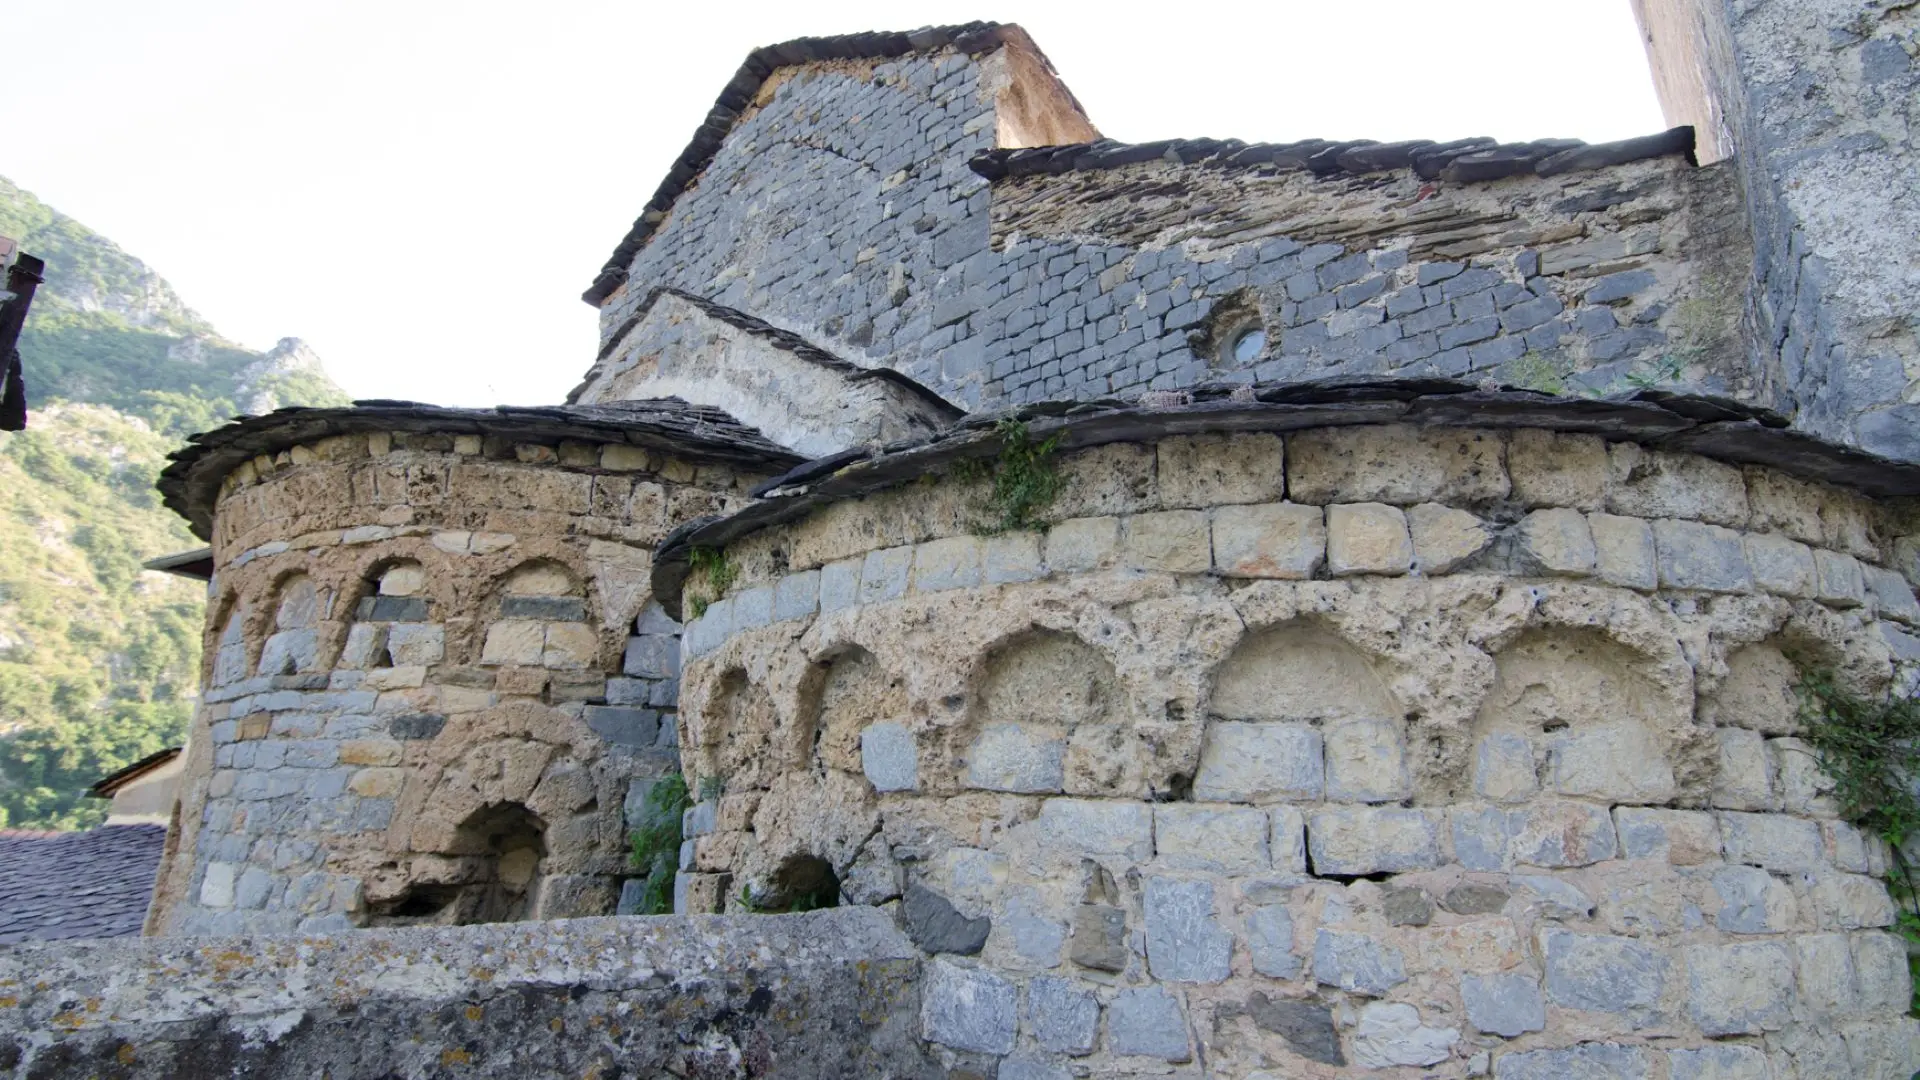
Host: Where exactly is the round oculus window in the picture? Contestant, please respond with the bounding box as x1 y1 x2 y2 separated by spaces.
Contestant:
1229 325 1267 364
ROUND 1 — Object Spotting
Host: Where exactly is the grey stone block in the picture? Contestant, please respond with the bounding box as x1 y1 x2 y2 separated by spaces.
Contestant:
1307 807 1443 875
1107 986 1189 1061
1462 973 1546 1037
622 635 680 679
819 558 862 614
966 722 1064 793
860 721 918 792
1513 874 1595 919
499 596 587 621
1541 928 1666 1013
682 800 716 838
1193 721 1322 802
902 884 988 956
731 586 774 629
1495 1044 1652 1079
585 706 660 748
859 546 913 605
1685 941 1794 1035
1719 810 1823 872
1068 903 1128 972
1652 519 1753 592
1026 976 1097 1055
921 958 1016 1054
1246 903 1300 978
1247 992 1343 1065
1667 1045 1770 1080
1312 928 1407 996
1144 877 1231 983
388 713 446 740
997 1056 1070 1080
1712 865 1793 933
773 570 820 622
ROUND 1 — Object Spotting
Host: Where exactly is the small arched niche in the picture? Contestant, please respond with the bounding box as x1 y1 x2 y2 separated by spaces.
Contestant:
700 667 779 792
1699 643 1802 736
341 560 440 670
210 599 249 686
1200 621 1404 803
256 575 323 676
966 631 1129 796
369 802 547 926
742 852 842 913
805 646 909 778
1475 628 1676 805
480 560 595 670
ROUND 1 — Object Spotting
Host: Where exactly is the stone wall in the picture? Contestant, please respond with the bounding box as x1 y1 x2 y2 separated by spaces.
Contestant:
149 426 771 935
670 424 1920 1077
0 908 936 1078
1637 0 1920 458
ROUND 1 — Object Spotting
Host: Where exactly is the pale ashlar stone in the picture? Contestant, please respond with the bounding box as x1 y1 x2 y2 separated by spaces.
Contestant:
1153 805 1269 873
921 958 1016 1055
1517 507 1596 575
1155 433 1284 507
378 565 425 597
1026 976 1097 1055
1035 799 1152 860
1123 510 1212 573
1107 985 1190 1061
1719 810 1824 872
1351 1002 1458 1068
1711 727 1774 810
1711 865 1797 933
1614 807 1721 865
1044 516 1119 572
967 723 1066 793
1211 502 1324 579
1606 442 1749 526
1460 972 1545 1037
1652 518 1754 592
983 531 1043 584
1307 807 1442 875
385 623 445 666
1246 903 1300 978
1794 932 1861 1016
1326 502 1413 576
1813 548 1868 607
1589 511 1657 589
1407 503 1489 574
1770 737 1837 816
1193 722 1323 802
542 623 599 669
199 862 238 907
1311 928 1407 996
1507 429 1607 510
1287 424 1508 505
1322 717 1411 802
1744 532 1816 597
1541 928 1667 1013
1685 941 1794 1035
1807 871 1897 930
860 722 918 793
1143 877 1232 983
1473 732 1538 803
1547 723 1676 804
912 535 984 592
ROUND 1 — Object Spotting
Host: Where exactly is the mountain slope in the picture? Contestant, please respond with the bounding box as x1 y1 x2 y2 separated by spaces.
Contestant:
0 175 350 828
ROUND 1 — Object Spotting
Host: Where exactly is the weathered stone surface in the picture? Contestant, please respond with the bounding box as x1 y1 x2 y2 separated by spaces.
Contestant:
1289 425 1507 505
1712 865 1796 934
1352 1002 1458 1068
861 721 919 793
1589 512 1657 589
1308 807 1442 875
1123 510 1212 573
1508 430 1607 510
983 531 1043 584
1518 508 1596 575
1326 502 1413 576
1154 805 1269 872
1712 727 1774 810
922 957 1017 1054
1037 799 1153 861
1667 1045 1771 1080
1107 986 1189 1061
1814 548 1868 607
1194 722 1323 802
1211 503 1325 579
1744 532 1816 597
1540 929 1667 1014
1607 444 1748 526
1247 991 1343 1066
1044 516 1119 571
1026 976 1097 1055
967 723 1065 793
1473 732 1538 803
1408 502 1489 573
1312 928 1407 996
1322 717 1410 802
1515 875 1596 918
1685 941 1794 1035
1442 881 1511 915
1462 973 1546 1037
1067 904 1128 973
1614 807 1721 864
912 535 984 593
1380 885 1434 927
903 884 989 956
1494 1043 1653 1080
1652 518 1753 592
1157 433 1283 507
1245 903 1300 978
1719 811 1823 872
1144 877 1231 982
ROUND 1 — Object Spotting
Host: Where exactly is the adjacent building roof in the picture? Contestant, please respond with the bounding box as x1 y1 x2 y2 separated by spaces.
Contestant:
159 399 806 540
582 22 1028 306
0 824 165 943
88 747 184 799
650 378 1920 617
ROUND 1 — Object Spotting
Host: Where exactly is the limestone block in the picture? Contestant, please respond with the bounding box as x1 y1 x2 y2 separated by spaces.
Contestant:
730 586 774 631
1547 724 1676 804
1712 727 1774 810
1813 548 1868 608
773 570 820 622
1068 904 1127 972
922 959 1016 1054
1307 807 1443 875
1270 807 1307 876
1588 512 1657 589
1352 1002 1459 1068
860 722 917 793
998 1057 1068 1080
1107 986 1189 1061
200 862 238 907
983 531 1043 584
858 546 913 606
1495 1045 1652 1080
903 885 988 956
1794 932 1860 1017
1460 973 1545 1037
1044 516 1119 572
1652 519 1754 592
542 623 598 669
1517 507 1597 576
1312 928 1407 996
339 624 386 670
1326 503 1412 576
1048 442 1156 521
481 620 546 666
1823 820 1875 874
258 629 319 675
1026 976 1097 1055
1863 564 1920 624
967 723 1066 793
1667 1045 1771 1080
1613 808 1721 865
1821 490 1881 561
1540 928 1667 1013
1513 875 1596 919
348 767 404 798
1153 805 1269 873
377 565 425 597
1323 717 1411 802
1123 510 1211 573
1711 865 1797 933
1685 941 1794 1035
1508 429 1608 510
1473 732 1538 803
1212 503 1325 579
1745 468 1825 544
1193 722 1323 802
599 444 649 470
1808 871 1897 930
385 624 444 666
1744 533 1817 598
912 535 984 593
1770 737 1838 816
1408 503 1490 574
1606 443 1748 526
1036 799 1152 860
1246 904 1300 978
1852 932 1913 1014
1144 877 1232 983
1156 433 1284 507
1288 425 1508 505
819 558 862 614
1512 800 1618 867
1719 811 1823 872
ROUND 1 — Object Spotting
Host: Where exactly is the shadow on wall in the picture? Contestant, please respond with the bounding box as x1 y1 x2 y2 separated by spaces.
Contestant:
368 802 547 927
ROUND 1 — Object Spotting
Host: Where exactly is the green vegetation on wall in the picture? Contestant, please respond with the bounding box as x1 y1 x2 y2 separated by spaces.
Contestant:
0 175 349 829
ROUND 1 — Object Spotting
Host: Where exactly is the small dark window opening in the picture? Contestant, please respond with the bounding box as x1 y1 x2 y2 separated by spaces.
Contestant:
366 803 547 927
756 853 841 913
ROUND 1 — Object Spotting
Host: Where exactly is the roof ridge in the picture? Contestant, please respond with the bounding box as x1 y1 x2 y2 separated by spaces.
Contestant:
969 127 1696 185
581 22 1014 306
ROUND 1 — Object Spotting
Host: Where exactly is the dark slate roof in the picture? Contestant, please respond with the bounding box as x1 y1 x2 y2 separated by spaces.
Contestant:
650 377 1920 618
89 747 182 799
158 399 806 541
568 287 967 421
582 23 1026 306
0 825 164 943
969 126 1697 185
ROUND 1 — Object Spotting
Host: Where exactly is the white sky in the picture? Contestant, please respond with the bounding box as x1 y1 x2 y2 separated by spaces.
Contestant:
1 1 1666 407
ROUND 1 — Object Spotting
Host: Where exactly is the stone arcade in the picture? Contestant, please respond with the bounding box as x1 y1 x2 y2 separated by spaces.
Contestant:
3 4 1918 1077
